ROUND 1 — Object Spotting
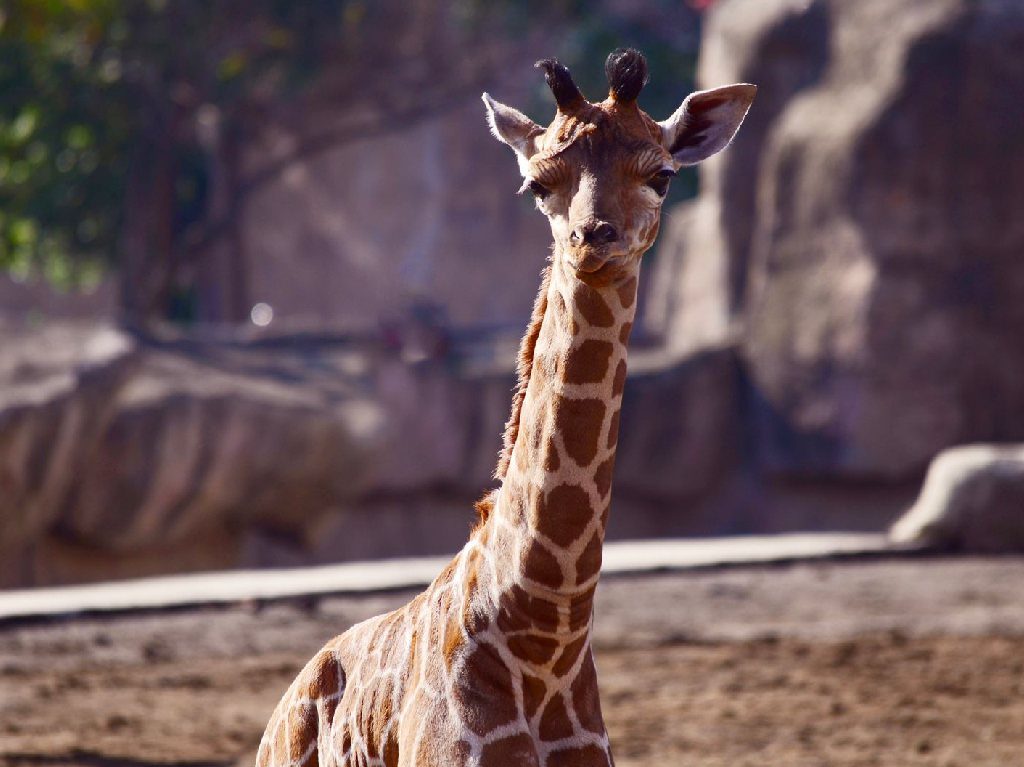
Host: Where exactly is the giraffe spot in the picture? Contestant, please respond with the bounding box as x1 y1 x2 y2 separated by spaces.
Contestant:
507 633 560 665
564 340 614 384
375 614 404 671
574 285 615 328
497 584 532 633
606 409 620 449
480 733 537 764
536 484 595 548
365 675 395 759
619 321 633 344
554 397 605 467
443 610 464 670
305 649 345 701
285 701 317 764
544 440 561 472
548 744 609 766
530 595 560 634
462 549 490 634
572 651 606 734
568 592 594 632
617 276 637 308
382 732 400 767
523 673 547 720
524 538 565 588
454 644 518 736
612 359 627 396
575 531 603 585
553 290 573 335
553 635 588 677
540 694 576 741
594 456 615 499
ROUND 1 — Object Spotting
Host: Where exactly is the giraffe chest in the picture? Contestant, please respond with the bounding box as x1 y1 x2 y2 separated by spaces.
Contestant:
326 608 613 767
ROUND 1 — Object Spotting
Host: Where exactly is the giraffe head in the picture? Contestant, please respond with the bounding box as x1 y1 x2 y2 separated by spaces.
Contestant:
483 48 755 279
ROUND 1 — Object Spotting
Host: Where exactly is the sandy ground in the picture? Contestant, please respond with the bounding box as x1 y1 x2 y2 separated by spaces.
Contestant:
1 556 1023 766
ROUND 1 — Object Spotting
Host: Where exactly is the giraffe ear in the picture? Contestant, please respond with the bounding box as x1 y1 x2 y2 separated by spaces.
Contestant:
659 84 757 166
482 93 543 165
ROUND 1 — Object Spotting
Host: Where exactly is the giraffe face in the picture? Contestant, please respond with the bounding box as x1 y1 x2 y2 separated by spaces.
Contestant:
522 104 674 275
483 48 756 277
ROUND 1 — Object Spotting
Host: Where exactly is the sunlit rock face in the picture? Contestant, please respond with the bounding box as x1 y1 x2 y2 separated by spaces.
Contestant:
650 0 1024 479
891 445 1024 553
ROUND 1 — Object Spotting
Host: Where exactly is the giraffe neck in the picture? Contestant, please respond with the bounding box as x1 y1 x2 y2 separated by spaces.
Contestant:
486 251 638 612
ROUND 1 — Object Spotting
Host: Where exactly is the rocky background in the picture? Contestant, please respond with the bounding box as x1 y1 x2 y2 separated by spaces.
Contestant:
2 0 1023 587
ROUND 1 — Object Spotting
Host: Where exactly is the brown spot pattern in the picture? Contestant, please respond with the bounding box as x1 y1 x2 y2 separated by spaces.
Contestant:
618 321 633 344
522 673 547 720
454 644 518 736
606 409 620 449
552 635 588 677
524 539 565 588
555 397 605 467
575 531 603 584
569 593 594 632
508 633 560 665
594 456 615 499
564 340 614 384
574 285 615 327
539 694 575 741
443 611 464 670
537 484 594 547
548 745 609 766
616 276 637 308
481 733 538 764
611 360 627 396
572 652 605 734
544 440 561 472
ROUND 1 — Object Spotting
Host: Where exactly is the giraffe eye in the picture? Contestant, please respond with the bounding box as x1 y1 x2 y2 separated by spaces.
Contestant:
646 168 675 197
526 179 550 200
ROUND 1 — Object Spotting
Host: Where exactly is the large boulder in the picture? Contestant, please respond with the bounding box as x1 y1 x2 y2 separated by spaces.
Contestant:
650 0 1024 479
645 0 831 353
0 325 388 586
744 0 1024 478
890 444 1024 552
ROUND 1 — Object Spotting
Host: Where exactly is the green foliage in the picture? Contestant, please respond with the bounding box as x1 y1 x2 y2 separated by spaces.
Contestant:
0 1 132 289
0 0 356 291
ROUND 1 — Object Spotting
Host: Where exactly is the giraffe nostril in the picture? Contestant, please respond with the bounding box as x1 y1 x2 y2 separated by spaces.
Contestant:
575 221 618 245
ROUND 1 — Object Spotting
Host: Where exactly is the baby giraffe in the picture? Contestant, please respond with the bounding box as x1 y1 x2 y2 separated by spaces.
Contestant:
257 49 754 767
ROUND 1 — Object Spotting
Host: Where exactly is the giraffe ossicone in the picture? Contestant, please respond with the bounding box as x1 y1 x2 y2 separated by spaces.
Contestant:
257 48 755 767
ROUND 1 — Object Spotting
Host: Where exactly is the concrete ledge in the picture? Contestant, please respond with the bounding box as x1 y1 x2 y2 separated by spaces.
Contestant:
0 533 899 621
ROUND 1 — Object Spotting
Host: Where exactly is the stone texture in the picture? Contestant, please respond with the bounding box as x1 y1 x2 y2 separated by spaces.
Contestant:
0 325 388 586
744 0 1024 478
613 345 740 502
648 0 1024 479
0 322 742 587
645 0 831 352
890 445 1024 553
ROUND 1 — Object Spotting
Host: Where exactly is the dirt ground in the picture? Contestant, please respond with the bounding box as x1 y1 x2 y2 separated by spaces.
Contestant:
1 556 1023 767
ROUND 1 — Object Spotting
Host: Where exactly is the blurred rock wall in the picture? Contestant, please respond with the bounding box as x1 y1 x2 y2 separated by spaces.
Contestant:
650 0 1024 478
0 327 739 587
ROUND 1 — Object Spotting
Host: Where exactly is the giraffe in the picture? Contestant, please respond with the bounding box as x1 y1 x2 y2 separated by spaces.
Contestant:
256 49 755 767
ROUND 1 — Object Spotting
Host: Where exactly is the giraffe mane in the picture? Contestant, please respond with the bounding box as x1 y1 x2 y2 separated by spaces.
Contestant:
477 262 553 526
